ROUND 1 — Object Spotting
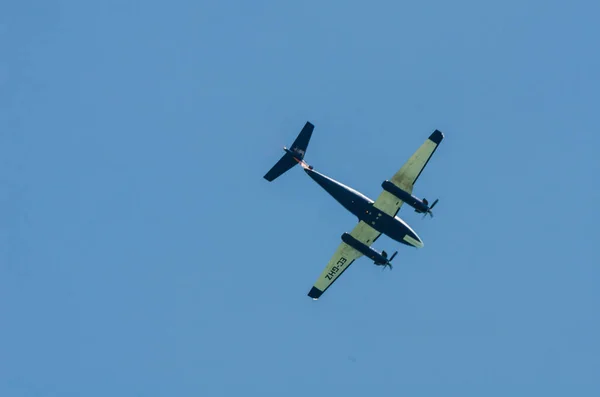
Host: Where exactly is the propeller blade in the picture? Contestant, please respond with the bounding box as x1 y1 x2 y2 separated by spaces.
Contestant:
429 199 439 210
389 251 398 262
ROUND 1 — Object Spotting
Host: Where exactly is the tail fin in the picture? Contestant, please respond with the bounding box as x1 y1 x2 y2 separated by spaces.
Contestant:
263 121 314 182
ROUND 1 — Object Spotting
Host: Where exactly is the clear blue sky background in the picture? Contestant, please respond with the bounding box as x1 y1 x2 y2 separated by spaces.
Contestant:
2 1 599 396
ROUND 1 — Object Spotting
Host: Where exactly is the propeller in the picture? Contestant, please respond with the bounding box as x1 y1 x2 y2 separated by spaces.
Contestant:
422 198 439 219
381 251 398 271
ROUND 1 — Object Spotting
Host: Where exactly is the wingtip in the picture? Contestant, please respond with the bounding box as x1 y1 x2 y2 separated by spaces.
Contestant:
429 130 444 144
308 287 323 299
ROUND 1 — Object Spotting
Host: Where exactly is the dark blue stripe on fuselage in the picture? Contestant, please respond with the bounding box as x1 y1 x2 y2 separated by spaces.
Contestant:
304 168 419 246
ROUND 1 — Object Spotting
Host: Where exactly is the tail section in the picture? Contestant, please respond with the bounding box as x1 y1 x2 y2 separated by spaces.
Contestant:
263 152 299 182
288 121 313 160
263 121 314 182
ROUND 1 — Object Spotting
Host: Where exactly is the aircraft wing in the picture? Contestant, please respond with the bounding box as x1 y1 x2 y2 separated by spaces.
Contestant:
372 130 444 217
307 221 381 300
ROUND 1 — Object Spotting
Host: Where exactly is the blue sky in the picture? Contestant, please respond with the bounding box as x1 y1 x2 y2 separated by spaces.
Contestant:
2 0 599 395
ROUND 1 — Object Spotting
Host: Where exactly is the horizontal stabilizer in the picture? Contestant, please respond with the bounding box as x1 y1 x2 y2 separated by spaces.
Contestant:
263 121 314 182
263 153 298 182
289 121 313 159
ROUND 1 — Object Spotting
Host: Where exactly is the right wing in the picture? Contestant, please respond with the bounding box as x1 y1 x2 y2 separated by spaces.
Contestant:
307 221 381 300
372 130 444 217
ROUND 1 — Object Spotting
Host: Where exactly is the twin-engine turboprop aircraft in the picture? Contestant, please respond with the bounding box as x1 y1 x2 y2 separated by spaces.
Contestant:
264 122 444 300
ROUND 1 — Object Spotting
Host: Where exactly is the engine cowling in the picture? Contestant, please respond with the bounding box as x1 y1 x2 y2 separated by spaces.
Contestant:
381 180 429 212
341 232 389 264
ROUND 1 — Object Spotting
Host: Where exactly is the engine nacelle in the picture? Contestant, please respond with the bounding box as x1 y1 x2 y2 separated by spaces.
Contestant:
381 180 429 212
341 232 389 265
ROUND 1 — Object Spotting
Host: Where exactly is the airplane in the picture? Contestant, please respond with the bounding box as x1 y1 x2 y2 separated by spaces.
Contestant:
263 121 444 300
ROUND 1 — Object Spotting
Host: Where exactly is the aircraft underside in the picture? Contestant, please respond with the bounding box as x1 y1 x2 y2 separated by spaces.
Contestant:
263 121 444 299
303 167 424 248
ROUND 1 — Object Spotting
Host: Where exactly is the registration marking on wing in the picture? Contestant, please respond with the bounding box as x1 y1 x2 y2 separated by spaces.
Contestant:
324 256 349 281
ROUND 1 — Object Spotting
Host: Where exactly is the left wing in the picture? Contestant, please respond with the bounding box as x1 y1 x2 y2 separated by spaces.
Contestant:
372 130 444 217
307 221 381 299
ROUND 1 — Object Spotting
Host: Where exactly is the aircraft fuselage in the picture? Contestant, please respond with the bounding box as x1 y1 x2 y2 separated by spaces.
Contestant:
303 167 423 248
